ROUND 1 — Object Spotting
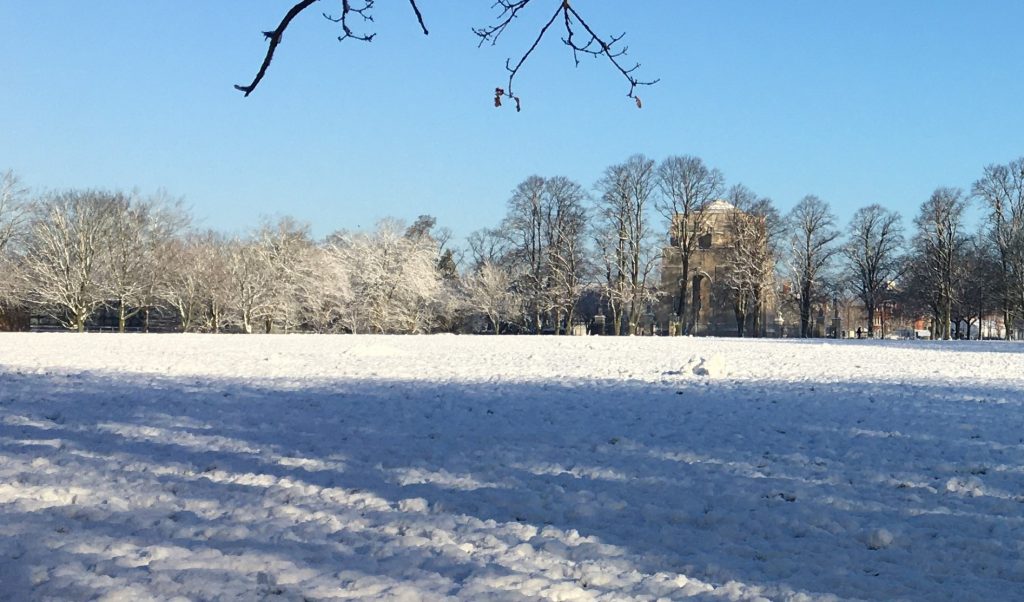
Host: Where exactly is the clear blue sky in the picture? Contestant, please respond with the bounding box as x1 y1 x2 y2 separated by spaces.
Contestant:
3 1 1022 240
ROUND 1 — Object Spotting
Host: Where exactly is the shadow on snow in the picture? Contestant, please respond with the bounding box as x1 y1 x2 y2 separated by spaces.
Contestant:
0 365 1022 600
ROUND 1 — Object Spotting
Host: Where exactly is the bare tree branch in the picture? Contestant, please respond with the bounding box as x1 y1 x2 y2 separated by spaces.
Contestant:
238 0 430 96
323 0 377 42
562 4 659 101
407 0 429 35
235 0 320 97
478 1 657 109
239 0 656 107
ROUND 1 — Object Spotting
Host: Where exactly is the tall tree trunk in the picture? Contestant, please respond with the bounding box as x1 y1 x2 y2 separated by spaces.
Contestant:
677 255 690 334
751 288 763 338
1004 304 1012 341
800 282 812 338
942 299 952 340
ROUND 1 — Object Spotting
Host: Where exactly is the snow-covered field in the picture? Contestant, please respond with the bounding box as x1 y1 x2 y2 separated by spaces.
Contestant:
1 334 1022 601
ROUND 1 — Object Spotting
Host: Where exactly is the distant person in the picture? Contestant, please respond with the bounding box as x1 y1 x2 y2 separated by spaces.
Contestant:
856 327 862 339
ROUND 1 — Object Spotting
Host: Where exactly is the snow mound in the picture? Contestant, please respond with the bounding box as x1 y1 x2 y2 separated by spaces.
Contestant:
664 355 729 379
693 354 728 378
866 528 894 550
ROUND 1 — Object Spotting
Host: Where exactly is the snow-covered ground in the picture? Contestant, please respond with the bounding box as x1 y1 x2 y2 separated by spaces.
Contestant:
1 334 1022 601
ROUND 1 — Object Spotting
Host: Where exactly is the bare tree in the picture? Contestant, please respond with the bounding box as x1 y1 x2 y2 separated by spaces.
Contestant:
542 176 588 332
971 158 1024 339
912 187 968 340
22 190 118 331
724 185 780 337
843 204 905 338
786 195 841 338
655 155 725 333
594 154 659 335
466 227 511 271
953 232 1001 339
501 176 549 332
237 1 656 107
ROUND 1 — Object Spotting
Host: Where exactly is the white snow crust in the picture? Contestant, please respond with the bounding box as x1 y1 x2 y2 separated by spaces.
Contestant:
1 333 1022 600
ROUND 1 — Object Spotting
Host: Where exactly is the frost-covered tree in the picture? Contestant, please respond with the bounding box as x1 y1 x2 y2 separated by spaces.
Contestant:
786 195 841 338
0 170 29 260
225 236 277 334
254 217 315 332
22 190 118 331
196 232 234 332
291 243 353 333
330 219 444 333
406 215 462 333
843 204 905 337
464 261 520 333
161 234 209 332
101 192 188 332
0 170 30 307
655 155 724 331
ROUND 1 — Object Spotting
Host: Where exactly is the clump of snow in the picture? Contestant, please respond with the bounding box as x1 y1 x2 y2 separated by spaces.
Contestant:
866 528 894 550
398 497 429 513
666 354 729 379
945 476 986 497
692 354 728 378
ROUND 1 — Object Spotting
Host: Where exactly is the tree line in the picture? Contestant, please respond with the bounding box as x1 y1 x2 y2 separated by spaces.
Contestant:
1 155 1022 338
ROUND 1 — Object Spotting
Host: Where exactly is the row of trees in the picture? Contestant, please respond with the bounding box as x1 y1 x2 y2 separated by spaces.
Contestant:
786 159 1024 340
0 177 462 334
1 156 1022 338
